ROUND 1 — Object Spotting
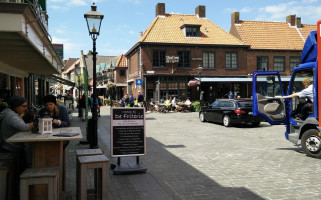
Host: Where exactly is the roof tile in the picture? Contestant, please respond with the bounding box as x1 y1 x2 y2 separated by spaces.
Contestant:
234 20 316 50
137 14 245 46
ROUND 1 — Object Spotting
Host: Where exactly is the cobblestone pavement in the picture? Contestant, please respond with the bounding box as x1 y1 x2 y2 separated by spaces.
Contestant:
66 106 321 200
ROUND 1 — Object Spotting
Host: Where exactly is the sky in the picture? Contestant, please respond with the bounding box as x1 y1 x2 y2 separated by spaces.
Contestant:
47 0 321 60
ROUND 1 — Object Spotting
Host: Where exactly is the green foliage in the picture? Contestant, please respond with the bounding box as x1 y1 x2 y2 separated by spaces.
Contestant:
191 101 201 112
105 99 111 105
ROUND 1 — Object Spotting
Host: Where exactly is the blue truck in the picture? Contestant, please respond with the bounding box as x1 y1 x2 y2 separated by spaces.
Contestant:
252 20 321 158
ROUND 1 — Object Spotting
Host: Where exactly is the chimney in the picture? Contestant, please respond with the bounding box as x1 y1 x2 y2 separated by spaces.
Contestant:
296 17 301 28
286 14 296 26
231 12 240 24
195 5 206 18
156 3 165 17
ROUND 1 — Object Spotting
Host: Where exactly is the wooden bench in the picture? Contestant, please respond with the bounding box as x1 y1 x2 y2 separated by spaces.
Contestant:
20 167 59 200
77 155 108 200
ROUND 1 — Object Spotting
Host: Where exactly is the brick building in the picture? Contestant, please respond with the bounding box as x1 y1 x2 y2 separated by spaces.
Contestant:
230 12 316 85
126 3 250 103
125 3 317 104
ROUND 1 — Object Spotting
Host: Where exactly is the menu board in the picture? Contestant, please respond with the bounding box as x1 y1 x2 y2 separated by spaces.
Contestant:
111 107 146 157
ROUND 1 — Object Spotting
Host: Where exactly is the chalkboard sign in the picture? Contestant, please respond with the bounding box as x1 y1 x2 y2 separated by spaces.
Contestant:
111 107 146 157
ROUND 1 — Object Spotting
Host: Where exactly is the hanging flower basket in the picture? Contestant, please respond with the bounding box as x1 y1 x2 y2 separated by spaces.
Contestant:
188 79 200 87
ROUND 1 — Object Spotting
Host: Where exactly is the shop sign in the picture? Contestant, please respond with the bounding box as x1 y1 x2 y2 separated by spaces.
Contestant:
111 107 146 157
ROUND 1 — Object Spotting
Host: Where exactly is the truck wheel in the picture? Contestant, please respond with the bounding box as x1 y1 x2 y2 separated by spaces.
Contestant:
199 112 206 122
223 115 231 127
301 129 321 158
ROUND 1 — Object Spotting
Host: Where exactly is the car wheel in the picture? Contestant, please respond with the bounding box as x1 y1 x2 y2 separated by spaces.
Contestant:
252 122 260 127
222 115 231 127
301 129 321 158
199 112 206 122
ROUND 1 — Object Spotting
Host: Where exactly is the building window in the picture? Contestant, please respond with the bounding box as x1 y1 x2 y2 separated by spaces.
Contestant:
186 27 200 37
290 56 300 72
138 51 141 70
225 52 238 69
203 52 215 69
120 70 125 77
273 56 285 72
128 58 131 74
153 50 166 68
178 51 190 68
257 56 269 71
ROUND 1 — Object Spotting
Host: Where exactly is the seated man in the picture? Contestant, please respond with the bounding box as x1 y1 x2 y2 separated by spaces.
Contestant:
282 78 313 120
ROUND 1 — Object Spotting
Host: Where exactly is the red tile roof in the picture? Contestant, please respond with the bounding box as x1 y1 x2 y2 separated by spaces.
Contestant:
231 20 316 50
137 14 245 46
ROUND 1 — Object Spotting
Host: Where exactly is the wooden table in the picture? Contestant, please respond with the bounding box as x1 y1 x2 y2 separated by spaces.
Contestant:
6 127 82 200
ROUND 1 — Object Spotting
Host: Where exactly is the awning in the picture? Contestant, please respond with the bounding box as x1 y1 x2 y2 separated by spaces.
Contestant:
0 4 63 75
97 85 107 89
197 77 252 82
197 77 291 82
46 75 75 87
115 83 127 87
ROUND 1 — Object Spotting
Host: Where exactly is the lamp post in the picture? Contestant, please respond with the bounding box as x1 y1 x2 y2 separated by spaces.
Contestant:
84 3 104 148
196 65 203 102
75 66 81 118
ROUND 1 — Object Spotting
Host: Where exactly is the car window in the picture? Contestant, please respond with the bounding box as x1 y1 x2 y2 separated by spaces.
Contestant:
238 101 252 107
211 101 219 107
219 101 234 108
225 102 235 108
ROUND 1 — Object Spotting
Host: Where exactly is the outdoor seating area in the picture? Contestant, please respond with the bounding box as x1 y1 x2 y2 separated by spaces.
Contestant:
148 101 192 113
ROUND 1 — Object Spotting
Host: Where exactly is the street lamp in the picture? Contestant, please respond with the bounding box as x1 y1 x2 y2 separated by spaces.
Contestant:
84 3 104 148
196 65 203 101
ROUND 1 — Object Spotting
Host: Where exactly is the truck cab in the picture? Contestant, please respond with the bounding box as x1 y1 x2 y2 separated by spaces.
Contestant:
252 30 321 158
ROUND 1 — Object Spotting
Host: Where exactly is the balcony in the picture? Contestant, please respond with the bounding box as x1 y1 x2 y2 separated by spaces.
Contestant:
0 0 63 77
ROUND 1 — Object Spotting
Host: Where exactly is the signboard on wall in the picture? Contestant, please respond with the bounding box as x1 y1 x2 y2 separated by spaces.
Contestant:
111 107 146 157
53 43 64 60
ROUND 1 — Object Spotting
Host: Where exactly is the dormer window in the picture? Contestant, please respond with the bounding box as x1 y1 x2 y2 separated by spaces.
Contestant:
181 24 201 37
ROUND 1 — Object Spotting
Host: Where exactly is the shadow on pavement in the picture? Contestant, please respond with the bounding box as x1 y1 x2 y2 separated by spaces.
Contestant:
144 137 266 200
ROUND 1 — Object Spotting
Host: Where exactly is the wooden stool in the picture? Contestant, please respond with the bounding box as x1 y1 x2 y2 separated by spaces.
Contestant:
0 153 15 200
0 160 10 200
20 167 59 200
77 155 108 200
76 149 104 194
76 149 103 157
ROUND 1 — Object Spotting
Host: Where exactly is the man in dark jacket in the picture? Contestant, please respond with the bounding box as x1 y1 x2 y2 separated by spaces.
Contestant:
137 91 144 107
129 94 134 107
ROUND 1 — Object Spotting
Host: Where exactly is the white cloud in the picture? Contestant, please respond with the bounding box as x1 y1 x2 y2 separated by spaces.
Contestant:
100 48 128 56
48 0 66 2
302 0 318 3
49 5 69 11
240 7 254 13
52 36 84 58
117 0 140 4
128 30 137 35
67 0 88 6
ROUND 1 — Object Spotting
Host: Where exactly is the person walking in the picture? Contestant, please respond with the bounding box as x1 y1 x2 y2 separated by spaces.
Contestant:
129 94 134 107
79 94 86 121
137 91 144 107
124 94 129 107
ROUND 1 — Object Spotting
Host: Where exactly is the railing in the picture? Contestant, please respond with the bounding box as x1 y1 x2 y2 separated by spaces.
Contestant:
0 0 48 32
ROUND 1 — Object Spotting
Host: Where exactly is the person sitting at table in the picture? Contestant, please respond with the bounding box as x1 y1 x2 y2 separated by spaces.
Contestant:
38 95 70 128
185 97 191 106
0 95 33 198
